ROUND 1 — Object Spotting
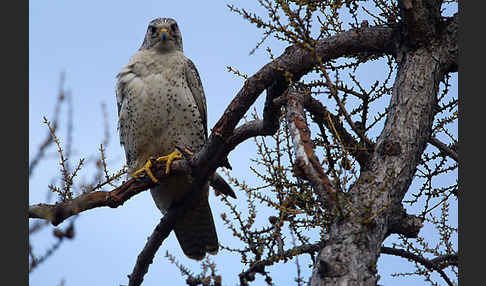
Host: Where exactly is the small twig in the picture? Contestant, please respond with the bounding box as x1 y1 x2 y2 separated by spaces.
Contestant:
30 73 67 177
319 66 375 148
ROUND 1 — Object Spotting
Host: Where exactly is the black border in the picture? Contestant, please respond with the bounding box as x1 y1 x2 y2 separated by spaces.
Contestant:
459 1 479 286
5 0 28 285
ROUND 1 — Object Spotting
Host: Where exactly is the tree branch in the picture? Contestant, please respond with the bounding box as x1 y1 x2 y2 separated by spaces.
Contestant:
225 79 287 152
398 0 442 47
213 26 395 138
381 247 456 286
429 136 458 162
285 88 338 209
192 25 395 184
28 159 235 226
303 95 372 168
29 174 158 226
239 242 323 285
387 207 424 238
128 204 177 286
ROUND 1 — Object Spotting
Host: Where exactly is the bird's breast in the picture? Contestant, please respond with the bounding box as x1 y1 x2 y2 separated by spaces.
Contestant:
125 70 206 171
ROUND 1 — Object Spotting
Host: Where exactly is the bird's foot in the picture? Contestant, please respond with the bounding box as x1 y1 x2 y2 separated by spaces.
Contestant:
131 150 183 183
156 150 183 174
132 159 159 183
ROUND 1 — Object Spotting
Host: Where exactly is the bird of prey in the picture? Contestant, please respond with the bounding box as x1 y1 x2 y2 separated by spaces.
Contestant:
116 17 234 260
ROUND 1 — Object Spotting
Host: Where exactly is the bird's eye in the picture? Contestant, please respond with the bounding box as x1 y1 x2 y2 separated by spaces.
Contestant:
170 23 178 32
149 26 157 35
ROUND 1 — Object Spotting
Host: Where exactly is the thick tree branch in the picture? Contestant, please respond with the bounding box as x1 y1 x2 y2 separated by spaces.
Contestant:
29 174 160 226
213 26 395 138
128 201 181 286
193 25 395 184
398 0 442 47
387 207 424 238
28 159 233 226
285 89 338 209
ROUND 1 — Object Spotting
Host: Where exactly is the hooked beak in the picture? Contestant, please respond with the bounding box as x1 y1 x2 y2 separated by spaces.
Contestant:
158 28 170 41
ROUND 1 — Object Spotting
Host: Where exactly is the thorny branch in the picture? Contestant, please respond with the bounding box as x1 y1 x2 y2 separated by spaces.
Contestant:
29 73 67 177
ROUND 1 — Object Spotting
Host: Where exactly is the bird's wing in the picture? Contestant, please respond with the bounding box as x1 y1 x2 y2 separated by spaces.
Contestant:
183 57 233 169
184 58 208 139
115 59 144 167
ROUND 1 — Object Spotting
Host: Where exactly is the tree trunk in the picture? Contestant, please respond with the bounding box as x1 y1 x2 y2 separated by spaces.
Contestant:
310 14 458 285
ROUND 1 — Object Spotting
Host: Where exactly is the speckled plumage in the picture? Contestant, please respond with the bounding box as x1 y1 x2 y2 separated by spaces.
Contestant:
116 18 217 260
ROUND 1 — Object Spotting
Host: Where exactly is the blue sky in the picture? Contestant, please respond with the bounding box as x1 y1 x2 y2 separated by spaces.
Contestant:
29 1 457 285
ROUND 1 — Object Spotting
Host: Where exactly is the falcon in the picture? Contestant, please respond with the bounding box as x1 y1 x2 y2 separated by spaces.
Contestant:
116 17 234 260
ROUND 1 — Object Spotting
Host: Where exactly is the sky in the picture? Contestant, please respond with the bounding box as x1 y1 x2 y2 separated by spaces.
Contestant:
29 1 457 286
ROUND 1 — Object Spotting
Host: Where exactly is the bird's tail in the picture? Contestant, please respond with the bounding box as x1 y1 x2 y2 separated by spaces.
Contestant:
173 186 218 260
210 172 237 198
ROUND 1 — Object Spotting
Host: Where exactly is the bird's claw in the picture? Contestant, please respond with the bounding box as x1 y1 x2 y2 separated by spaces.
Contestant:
131 150 183 183
132 159 159 183
156 150 183 174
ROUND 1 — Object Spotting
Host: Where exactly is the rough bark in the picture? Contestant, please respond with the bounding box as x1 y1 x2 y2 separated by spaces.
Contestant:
309 12 458 286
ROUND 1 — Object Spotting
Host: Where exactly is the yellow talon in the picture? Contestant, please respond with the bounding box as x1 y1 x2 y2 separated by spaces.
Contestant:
156 150 182 174
133 160 159 183
131 150 182 183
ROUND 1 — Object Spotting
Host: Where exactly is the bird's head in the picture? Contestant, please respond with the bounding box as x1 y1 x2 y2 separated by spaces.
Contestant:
140 18 183 52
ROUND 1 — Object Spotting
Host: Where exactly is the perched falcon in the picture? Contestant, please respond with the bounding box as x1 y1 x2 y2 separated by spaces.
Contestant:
116 17 234 260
